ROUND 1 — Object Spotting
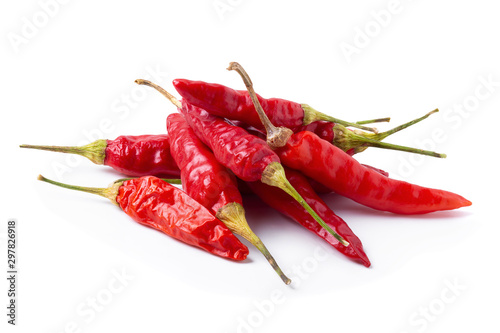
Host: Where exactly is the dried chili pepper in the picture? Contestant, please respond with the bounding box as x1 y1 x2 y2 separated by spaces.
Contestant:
247 167 371 267
174 65 444 157
38 175 248 260
20 135 180 178
135 79 349 247
172 77 377 133
275 131 472 214
167 112 290 284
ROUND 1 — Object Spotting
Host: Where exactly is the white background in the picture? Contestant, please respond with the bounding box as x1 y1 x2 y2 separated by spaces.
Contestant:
1 1 499 332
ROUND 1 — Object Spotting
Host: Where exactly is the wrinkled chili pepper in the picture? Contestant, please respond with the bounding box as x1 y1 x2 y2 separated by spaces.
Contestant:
38 175 248 260
172 78 376 133
174 66 444 157
135 79 349 247
20 135 180 178
275 131 472 214
247 167 371 267
167 112 290 284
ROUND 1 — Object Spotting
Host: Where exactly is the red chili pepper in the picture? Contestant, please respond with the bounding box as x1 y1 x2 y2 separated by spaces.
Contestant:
20 135 180 178
166 112 290 284
37 175 248 260
231 118 390 182
172 78 376 133
174 64 444 157
247 167 371 267
276 131 472 214
135 79 349 247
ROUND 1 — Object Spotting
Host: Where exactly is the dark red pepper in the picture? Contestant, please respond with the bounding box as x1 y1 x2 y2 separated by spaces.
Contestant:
172 78 375 133
38 175 248 260
247 167 371 267
20 135 180 178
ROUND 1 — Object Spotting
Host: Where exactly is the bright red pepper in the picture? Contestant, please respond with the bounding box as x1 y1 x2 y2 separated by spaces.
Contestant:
173 78 373 132
20 135 180 178
166 112 290 284
276 131 472 214
247 167 371 267
38 175 248 260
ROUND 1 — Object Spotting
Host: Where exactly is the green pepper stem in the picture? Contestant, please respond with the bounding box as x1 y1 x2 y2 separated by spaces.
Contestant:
261 162 349 247
355 117 391 125
372 109 438 141
333 109 446 157
37 175 122 205
301 104 379 133
20 140 108 165
227 62 293 149
217 202 291 285
135 79 183 109
114 177 183 185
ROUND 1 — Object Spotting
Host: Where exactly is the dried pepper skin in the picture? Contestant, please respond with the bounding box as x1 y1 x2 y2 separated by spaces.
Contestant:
299 121 335 143
173 79 305 132
276 131 472 214
166 113 241 213
105 135 180 178
117 176 248 260
179 100 279 182
247 167 371 267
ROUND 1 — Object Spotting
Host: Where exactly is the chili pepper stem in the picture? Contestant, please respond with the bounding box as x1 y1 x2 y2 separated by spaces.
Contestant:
227 62 293 149
216 202 291 285
135 79 183 108
113 177 183 185
355 117 391 125
20 140 107 165
333 109 446 157
373 109 439 141
261 162 349 247
301 104 379 133
37 175 123 206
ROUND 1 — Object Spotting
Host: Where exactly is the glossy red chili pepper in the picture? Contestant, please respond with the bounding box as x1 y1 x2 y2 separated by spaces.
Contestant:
166 113 290 284
173 78 374 132
230 119 389 190
38 175 248 260
20 135 180 178
276 131 472 214
247 167 371 267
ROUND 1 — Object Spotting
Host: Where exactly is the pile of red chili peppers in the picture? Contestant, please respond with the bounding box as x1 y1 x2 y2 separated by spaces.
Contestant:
23 62 471 285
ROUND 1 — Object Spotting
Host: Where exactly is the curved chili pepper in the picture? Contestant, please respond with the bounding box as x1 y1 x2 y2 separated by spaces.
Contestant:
247 167 371 267
275 131 472 214
20 135 180 178
167 113 290 284
134 79 349 247
37 175 248 260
